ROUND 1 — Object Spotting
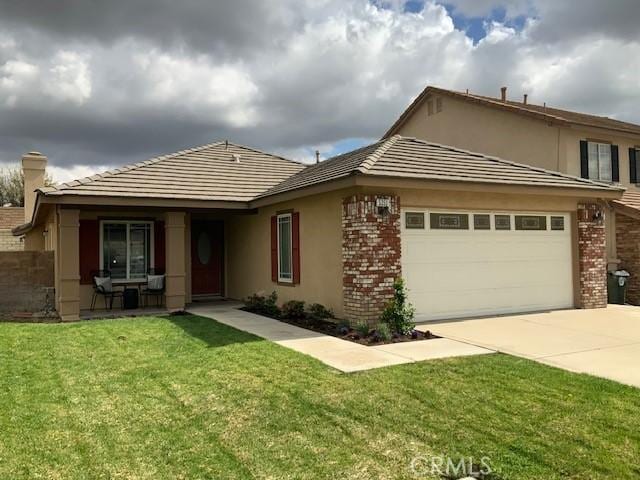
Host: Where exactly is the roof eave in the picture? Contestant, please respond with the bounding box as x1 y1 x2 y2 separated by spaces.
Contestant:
354 173 624 199
39 193 253 210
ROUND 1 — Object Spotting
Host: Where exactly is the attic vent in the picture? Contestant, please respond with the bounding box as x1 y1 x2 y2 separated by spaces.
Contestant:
232 154 241 163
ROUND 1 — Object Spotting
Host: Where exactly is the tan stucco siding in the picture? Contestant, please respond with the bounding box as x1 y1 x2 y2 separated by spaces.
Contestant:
396 95 561 171
226 189 346 317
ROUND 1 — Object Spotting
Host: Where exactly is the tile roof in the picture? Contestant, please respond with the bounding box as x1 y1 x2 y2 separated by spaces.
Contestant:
384 86 640 138
257 135 623 198
41 141 305 202
613 191 640 214
0 207 24 229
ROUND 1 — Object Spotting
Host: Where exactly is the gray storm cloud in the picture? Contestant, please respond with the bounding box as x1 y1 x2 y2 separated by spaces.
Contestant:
0 0 639 181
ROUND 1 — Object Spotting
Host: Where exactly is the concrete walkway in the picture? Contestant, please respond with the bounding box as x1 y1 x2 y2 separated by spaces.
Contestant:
188 303 492 373
419 305 640 388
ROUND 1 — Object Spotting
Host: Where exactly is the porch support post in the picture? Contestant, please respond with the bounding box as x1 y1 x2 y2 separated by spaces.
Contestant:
57 208 80 321
165 211 186 311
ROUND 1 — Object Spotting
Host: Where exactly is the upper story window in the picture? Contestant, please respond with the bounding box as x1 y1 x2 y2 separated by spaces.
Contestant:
588 142 612 182
580 140 618 183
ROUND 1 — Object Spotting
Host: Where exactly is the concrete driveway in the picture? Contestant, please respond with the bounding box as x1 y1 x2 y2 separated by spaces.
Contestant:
418 305 640 388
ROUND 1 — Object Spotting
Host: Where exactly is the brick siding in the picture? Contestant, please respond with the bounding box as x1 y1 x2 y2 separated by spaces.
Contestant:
342 194 401 325
577 203 607 308
0 229 23 251
615 213 640 305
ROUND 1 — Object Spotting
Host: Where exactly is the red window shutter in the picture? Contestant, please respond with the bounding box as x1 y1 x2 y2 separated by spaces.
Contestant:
79 220 99 284
154 221 166 273
270 215 278 281
292 212 300 284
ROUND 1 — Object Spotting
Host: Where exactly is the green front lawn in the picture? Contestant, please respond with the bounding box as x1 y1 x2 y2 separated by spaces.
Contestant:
1 315 638 479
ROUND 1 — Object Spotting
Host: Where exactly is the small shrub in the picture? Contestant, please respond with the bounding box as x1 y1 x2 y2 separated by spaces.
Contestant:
380 278 416 335
245 291 281 318
282 300 306 319
336 319 351 336
374 322 392 342
354 322 370 338
308 303 334 320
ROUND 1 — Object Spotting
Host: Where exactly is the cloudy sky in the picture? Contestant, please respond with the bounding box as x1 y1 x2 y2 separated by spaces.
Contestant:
1 0 639 183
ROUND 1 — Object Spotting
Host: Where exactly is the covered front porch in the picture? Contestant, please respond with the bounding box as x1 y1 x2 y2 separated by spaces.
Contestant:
55 206 250 321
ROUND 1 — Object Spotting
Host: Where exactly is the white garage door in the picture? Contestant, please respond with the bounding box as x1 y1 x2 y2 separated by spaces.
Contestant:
401 209 574 321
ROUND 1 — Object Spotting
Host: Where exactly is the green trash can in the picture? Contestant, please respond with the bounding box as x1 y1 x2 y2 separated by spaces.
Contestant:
607 270 630 304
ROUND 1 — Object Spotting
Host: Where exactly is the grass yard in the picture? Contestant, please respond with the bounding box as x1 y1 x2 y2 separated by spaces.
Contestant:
1 315 639 479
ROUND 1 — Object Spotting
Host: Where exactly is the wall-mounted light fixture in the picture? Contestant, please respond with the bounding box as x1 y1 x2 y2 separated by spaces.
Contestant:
376 197 391 215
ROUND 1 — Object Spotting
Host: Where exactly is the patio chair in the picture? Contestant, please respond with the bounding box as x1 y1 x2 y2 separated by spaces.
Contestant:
140 268 166 307
90 270 124 310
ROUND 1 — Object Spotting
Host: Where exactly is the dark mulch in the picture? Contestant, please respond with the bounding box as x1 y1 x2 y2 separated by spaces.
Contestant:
241 308 438 346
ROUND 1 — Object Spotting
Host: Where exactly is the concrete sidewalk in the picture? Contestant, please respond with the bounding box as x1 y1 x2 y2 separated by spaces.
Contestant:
188 302 492 373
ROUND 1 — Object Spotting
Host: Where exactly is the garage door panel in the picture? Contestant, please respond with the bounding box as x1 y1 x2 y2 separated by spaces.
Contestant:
402 210 573 321
404 236 569 264
405 262 570 292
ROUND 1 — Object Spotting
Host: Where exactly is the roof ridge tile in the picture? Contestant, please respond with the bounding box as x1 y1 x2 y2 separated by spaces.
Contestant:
357 135 402 173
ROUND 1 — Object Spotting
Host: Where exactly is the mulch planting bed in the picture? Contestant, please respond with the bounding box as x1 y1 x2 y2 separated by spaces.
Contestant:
242 308 439 346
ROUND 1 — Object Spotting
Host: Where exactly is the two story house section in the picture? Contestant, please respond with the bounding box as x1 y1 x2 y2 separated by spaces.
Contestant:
384 86 640 304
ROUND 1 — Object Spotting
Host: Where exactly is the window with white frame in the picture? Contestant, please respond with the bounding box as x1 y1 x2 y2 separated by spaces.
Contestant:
277 213 293 282
587 142 612 181
101 221 153 280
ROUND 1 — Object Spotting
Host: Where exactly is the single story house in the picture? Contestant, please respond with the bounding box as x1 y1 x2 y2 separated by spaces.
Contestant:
14 136 623 322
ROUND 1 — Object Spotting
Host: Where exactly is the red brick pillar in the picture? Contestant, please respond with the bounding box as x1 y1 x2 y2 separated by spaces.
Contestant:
577 203 607 308
615 213 640 305
342 194 401 325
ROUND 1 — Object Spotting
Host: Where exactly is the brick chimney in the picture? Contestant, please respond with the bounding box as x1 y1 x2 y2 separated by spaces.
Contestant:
500 86 507 101
22 152 47 223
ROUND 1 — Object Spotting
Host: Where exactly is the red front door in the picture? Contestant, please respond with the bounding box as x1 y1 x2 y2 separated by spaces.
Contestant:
191 221 224 295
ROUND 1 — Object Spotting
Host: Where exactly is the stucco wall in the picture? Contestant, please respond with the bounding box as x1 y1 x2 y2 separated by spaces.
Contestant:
226 189 346 317
396 95 562 171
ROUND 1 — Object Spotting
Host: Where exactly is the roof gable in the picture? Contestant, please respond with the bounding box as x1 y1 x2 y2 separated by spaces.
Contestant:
384 86 640 138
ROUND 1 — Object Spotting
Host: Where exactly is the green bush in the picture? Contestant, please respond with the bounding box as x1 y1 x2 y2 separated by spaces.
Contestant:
380 278 415 335
282 300 306 319
245 292 281 318
308 303 334 320
375 322 392 342
354 322 370 338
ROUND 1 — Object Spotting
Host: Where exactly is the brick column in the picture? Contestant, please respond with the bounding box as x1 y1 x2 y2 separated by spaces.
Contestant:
165 211 186 312
342 194 401 325
615 213 640 304
577 203 607 308
56 208 80 321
